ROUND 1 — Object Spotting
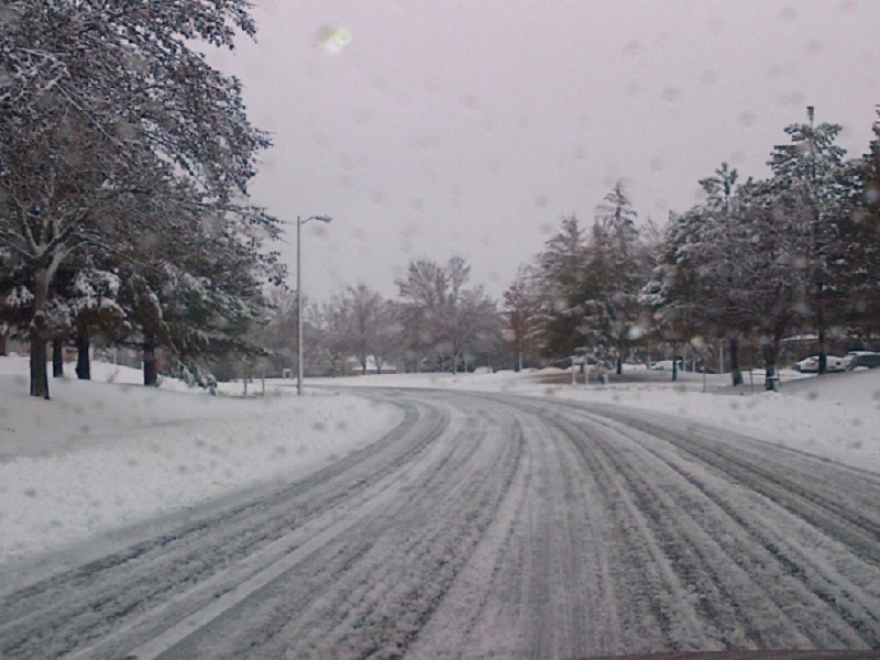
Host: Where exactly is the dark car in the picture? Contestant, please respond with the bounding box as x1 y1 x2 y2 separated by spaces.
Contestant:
846 351 880 370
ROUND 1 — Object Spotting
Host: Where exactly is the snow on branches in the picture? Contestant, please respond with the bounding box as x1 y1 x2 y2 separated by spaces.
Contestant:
0 0 280 396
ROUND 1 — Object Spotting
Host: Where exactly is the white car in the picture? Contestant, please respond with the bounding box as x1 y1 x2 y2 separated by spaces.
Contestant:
793 354 852 373
649 359 684 371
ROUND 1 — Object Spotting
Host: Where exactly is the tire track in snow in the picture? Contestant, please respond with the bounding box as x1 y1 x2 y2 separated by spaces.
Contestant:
579 406 880 648
414 392 880 657
538 399 880 651
595 405 880 567
540 409 713 653
150 396 524 659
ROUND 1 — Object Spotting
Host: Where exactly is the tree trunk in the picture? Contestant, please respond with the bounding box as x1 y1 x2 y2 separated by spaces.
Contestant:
816 272 827 375
816 314 827 376
52 339 64 378
729 334 744 386
616 342 630 375
143 334 158 386
0 333 6 356
30 325 49 399
29 268 50 399
75 331 91 380
762 342 780 392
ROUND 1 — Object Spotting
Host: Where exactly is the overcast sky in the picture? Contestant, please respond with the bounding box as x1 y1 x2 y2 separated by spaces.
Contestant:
209 0 880 302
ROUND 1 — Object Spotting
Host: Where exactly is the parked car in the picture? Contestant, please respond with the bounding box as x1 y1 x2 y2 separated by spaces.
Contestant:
649 359 684 372
845 351 880 371
793 354 853 373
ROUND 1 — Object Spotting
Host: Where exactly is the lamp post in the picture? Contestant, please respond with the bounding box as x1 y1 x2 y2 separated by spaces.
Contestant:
297 214 332 396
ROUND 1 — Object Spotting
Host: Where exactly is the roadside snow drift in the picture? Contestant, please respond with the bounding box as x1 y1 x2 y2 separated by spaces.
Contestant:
0 357 401 566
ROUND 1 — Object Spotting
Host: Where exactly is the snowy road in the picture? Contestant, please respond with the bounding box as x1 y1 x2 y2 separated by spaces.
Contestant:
2 389 880 659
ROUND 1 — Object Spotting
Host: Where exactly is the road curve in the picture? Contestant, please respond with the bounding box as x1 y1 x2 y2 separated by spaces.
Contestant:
1 389 879 659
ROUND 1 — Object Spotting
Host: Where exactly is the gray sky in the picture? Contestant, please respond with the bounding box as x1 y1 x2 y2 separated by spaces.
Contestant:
209 0 880 302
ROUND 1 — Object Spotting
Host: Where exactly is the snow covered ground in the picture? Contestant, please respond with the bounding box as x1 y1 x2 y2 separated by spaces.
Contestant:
1 355 878 568
314 365 880 474
0 356 402 566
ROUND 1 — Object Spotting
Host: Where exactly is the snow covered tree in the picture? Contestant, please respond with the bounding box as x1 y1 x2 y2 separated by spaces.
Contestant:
695 163 752 385
842 108 880 337
654 176 807 390
532 215 589 362
0 0 277 397
648 115 867 392
117 204 280 386
767 110 849 374
48 259 127 380
647 164 757 386
588 181 650 373
640 206 713 381
532 187 652 373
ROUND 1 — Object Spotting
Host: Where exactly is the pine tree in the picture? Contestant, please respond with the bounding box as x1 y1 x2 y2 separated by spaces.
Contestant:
768 109 848 374
836 108 880 341
589 181 647 373
533 215 589 361
696 163 749 385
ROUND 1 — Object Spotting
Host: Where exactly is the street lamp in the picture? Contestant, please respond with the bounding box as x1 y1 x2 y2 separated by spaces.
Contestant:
297 214 332 396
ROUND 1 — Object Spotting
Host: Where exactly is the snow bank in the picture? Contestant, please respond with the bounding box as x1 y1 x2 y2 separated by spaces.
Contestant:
0 357 402 566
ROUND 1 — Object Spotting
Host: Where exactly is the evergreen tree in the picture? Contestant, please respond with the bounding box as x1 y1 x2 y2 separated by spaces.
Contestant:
533 215 589 361
696 163 749 385
767 110 848 374
649 165 755 386
589 181 647 373
836 108 880 341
